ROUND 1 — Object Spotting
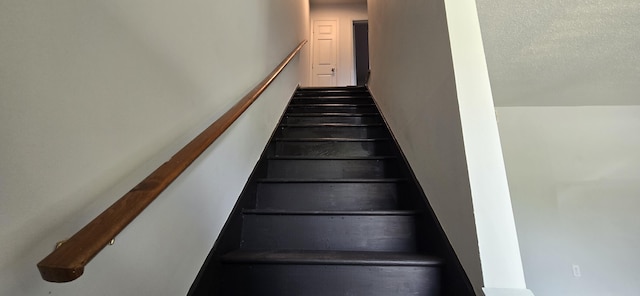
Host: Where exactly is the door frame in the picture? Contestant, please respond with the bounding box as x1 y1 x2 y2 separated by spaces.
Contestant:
310 18 339 86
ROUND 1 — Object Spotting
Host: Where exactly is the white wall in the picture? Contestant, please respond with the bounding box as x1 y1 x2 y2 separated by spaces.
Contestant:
368 0 531 295
496 106 640 296
0 1 308 295
308 3 367 86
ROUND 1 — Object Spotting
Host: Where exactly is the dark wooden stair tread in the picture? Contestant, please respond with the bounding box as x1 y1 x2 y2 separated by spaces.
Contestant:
257 178 407 183
285 112 379 117
289 103 375 108
295 89 367 94
222 250 444 267
296 87 365 91
243 209 421 216
275 137 391 142
292 96 371 100
268 156 396 160
280 123 383 127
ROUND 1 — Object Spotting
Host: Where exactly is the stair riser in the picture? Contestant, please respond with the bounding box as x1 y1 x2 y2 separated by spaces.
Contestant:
293 94 371 99
287 106 378 113
294 90 369 96
277 126 389 138
283 115 382 125
256 194 400 211
221 264 441 296
256 183 400 211
241 214 418 252
267 159 400 179
256 182 402 211
291 97 373 104
295 89 369 94
274 141 393 157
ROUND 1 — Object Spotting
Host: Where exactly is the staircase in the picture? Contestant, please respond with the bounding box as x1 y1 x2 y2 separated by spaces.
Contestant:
189 87 473 296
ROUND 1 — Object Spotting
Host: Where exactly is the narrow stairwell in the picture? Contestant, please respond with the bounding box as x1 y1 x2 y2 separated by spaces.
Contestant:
189 87 474 296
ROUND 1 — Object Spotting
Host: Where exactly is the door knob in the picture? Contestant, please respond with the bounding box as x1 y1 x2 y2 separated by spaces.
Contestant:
331 68 335 72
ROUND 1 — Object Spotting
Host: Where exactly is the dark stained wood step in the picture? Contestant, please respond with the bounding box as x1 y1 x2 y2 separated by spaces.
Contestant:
275 137 391 142
274 139 394 157
257 178 407 183
243 209 420 215
277 125 389 138
285 112 379 116
295 87 368 96
240 211 422 252
287 104 378 113
290 99 373 105
219 260 441 295
267 156 396 160
222 250 443 266
256 181 405 211
266 158 401 179
296 86 366 91
283 113 382 125
279 123 383 127
295 88 368 91
289 103 375 107
293 93 369 97
292 95 371 101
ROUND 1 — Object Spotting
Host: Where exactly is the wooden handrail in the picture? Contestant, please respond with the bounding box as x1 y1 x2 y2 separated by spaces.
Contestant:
37 40 307 283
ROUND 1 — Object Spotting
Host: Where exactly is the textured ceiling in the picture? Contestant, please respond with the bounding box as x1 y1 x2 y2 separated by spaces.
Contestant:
476 0 640 106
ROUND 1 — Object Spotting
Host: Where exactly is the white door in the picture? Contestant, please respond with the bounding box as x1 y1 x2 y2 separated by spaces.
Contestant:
312 20 338 86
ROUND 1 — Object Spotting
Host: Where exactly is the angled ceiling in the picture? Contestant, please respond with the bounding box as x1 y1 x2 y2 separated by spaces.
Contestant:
476 0 640 106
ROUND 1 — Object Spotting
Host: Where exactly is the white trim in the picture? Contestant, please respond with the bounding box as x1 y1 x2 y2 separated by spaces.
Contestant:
444 0 528 289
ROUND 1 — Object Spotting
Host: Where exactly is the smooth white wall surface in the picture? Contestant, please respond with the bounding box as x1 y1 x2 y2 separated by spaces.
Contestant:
308 3 367 86
0 1 308 295
497 106 640 296
367 0 483 293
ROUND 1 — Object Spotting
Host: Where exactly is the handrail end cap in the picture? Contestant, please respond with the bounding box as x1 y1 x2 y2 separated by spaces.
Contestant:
37 263 84 283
